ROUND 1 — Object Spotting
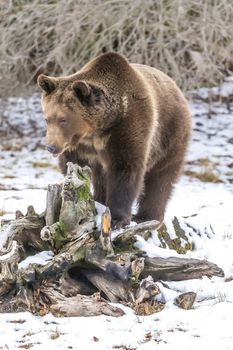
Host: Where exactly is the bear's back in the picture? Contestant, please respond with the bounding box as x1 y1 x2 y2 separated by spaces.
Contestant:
131 63 191 169
132 63 190 116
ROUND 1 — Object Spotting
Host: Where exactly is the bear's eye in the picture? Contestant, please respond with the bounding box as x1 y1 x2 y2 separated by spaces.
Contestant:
58 118 68 127
44 118 48 124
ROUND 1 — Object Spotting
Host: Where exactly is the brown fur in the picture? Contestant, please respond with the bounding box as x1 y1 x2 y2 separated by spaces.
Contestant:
38 52 191 228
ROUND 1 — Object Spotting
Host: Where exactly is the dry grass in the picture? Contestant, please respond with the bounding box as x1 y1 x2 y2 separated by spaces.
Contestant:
0 210 7 216
185 169 221 183
0 0 233 96
31 161 51 168
8 319 26 324
50 327 64 340
17 344 34 349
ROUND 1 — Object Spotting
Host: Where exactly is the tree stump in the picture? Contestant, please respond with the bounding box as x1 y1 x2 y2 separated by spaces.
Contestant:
0 163 224 316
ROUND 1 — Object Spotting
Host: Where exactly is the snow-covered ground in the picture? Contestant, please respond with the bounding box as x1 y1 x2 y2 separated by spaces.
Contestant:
0 79 233 349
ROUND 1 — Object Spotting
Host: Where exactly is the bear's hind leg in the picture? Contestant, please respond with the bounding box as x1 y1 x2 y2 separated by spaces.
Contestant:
136 160 183 227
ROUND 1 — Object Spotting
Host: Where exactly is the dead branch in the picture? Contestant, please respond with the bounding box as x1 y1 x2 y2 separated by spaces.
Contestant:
0 162 224 317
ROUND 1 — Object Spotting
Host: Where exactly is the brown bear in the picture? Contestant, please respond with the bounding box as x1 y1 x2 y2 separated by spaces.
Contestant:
37 52 191 229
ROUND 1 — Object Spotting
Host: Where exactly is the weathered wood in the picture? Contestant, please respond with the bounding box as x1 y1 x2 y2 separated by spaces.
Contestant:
143 256 224 281
42 288 125 317
0 240 20 296
59 163 95 234
114 220 159 246
40 162 96 249
45 184 62 226
99 207 114 255
134 276 161 304
0 162 225 317
81 269 129 303
0 205 48 253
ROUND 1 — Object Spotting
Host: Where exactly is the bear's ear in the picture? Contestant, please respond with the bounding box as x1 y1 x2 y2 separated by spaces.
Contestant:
37 74 57 94
72 80 102 106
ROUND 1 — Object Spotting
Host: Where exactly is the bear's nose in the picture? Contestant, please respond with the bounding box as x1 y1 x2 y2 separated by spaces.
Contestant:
47 145 58 154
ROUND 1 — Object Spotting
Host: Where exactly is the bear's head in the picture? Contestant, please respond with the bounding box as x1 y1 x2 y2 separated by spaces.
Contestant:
37 74 115 157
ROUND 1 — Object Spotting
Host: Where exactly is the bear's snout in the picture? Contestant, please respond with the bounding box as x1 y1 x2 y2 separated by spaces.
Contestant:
47 144 59 155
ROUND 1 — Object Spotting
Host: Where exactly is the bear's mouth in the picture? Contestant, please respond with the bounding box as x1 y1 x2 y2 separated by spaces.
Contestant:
57 134 82 156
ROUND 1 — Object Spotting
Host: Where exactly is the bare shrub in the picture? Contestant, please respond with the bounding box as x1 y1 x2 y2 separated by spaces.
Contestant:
0 0 233 96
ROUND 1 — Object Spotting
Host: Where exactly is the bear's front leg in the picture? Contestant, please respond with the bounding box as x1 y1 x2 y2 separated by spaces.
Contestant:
106 166 144 229
105 124 148 229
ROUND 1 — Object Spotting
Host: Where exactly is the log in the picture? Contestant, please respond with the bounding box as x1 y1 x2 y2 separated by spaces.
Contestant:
0 240 20 296
143 256 224 281
45 184 62 226
80 269 129 303
0 205 48 253
0 162 225 317
59 163 95 234
43 288 124 317
113 220 159 249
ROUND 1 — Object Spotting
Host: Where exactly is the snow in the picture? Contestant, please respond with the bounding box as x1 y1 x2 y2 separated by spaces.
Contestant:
0 240 18 261
135 234 180 258
18 251 54 270
0 78 233 349
1 304 233 349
